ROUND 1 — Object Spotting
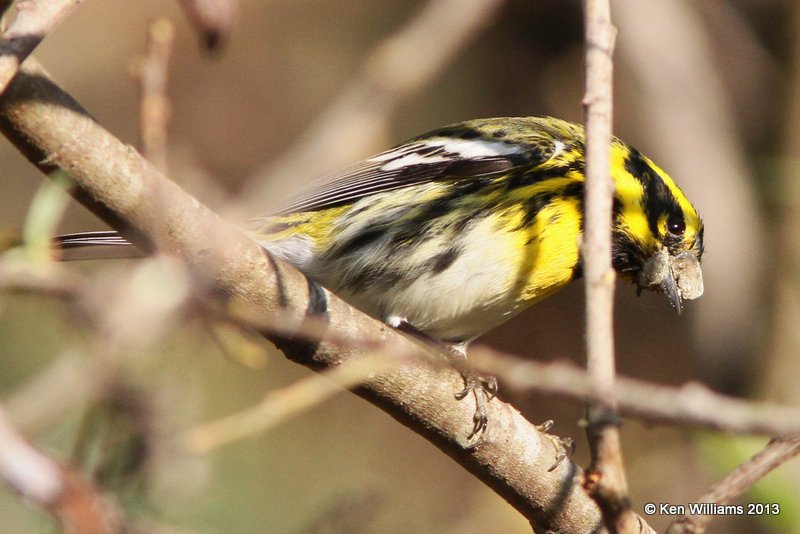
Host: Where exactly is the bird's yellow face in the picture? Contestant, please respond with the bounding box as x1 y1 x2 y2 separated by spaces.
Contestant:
609 141 704 312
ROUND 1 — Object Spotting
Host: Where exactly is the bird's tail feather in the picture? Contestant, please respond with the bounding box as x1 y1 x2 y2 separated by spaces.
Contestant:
53 231 143 260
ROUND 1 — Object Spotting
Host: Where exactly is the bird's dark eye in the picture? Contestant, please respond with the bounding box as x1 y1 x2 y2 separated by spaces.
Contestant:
667 215 685 237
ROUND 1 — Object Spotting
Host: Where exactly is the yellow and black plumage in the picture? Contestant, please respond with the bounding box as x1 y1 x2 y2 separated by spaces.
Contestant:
250 117 704 348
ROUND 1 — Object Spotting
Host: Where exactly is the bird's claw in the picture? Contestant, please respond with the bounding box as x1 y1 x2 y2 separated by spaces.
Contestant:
457 370 498 447
536 420 575 471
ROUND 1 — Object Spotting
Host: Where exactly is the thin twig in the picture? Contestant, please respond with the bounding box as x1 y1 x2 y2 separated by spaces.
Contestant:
187 352 410 453
667 435 800 534
0 258 82 298
189 325 800 454
0 0 84 95
583 1 638 532
133 17 175 173
469 347 800 437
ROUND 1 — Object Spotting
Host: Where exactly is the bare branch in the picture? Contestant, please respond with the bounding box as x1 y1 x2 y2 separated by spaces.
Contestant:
0 0 84 95
187 353 408 453
667 435 800 534
204 299 800 439
0 57 613 534
582 0 617 407
0 258 81 297
132 17 175 173
582 1 639 532
470 347 800 437
189 295 800 442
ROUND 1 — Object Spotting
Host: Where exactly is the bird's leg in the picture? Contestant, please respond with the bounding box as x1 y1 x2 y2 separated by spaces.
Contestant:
391 318 497 444
454 365 498 442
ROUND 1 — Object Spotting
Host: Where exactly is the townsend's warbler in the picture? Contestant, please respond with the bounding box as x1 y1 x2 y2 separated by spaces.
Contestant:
56 117 704 435
254 116 704 339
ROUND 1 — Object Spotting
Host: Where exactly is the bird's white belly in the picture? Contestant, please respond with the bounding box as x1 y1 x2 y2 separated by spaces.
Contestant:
337 233 525 343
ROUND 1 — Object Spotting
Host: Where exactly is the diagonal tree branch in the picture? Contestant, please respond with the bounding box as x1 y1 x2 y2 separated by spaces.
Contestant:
667 435 800 534
0 57 620 533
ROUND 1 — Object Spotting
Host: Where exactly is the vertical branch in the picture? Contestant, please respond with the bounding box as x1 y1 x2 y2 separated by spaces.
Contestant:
133 18 175 173
582 0 615 399
582 1 636 532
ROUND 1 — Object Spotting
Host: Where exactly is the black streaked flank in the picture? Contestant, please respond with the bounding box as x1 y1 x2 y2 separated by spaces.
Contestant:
452 206 490 233
407 178 492 223
561 180 584 201
519 191 557 229
345 263 411 293
429 246 461 274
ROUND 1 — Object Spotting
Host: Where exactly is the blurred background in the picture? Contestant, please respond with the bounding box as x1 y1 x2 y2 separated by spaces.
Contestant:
0 0 798 532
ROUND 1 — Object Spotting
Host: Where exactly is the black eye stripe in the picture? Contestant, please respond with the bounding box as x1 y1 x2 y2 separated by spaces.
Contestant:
624 149 682 239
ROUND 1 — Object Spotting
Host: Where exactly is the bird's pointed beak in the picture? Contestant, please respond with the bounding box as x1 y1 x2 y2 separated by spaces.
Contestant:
638 248 703 314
